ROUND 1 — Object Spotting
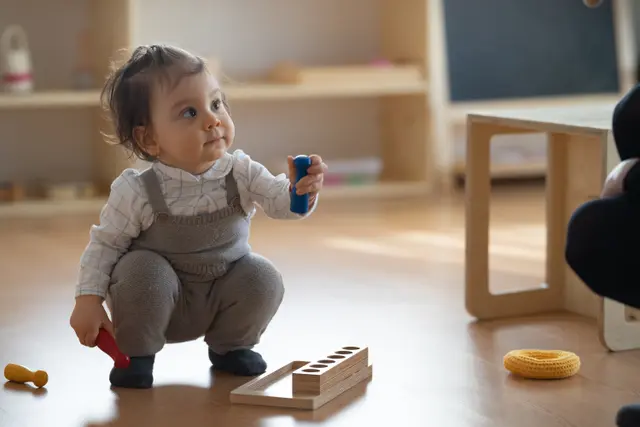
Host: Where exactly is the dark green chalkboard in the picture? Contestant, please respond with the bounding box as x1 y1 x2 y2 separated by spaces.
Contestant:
443 0 620 101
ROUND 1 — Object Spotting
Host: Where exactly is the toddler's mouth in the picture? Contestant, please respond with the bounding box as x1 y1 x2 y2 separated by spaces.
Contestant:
205 137 225 146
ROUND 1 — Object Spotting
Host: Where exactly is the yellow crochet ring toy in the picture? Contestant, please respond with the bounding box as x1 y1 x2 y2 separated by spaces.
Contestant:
503 349 581 379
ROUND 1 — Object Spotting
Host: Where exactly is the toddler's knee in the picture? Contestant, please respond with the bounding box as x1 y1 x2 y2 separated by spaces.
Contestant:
110 250 178 301
234 253 285 304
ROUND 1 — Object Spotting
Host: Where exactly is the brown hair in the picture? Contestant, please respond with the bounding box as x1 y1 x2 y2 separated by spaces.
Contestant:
100 44 222 161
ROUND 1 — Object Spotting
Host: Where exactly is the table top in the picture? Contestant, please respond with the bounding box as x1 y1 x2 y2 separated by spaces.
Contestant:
466 98 617 136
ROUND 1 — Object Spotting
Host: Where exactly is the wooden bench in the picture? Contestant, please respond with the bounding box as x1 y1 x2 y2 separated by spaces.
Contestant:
464 102 640 351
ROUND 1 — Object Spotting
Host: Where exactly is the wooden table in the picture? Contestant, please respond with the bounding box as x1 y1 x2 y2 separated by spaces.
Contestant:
464 102 640 351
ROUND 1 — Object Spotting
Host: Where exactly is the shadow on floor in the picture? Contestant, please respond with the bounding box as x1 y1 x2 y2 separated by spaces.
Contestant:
83 367 370 427
3 381 48 397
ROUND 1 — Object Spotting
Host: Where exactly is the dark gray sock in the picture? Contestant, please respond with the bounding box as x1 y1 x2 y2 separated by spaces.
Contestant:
109 355 155 389
208 348 266 376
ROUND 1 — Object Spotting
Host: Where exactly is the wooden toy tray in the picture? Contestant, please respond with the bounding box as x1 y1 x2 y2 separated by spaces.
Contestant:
229 360 373 410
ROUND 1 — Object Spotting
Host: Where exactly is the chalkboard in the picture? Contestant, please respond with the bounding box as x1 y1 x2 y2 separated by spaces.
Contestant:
442 0 621 101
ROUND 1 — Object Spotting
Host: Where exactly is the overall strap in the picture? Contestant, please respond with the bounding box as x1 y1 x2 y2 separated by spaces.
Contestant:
140 168 170 214
225 168 239 206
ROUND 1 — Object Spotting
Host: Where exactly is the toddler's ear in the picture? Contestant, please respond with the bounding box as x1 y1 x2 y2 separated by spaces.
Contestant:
133 126 159 157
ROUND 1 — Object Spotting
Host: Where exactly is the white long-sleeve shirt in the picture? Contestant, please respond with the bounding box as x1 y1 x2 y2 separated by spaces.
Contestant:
76 149 317 298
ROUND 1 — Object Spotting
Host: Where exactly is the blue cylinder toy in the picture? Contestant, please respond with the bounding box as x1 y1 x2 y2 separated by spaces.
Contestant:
290 155 311 214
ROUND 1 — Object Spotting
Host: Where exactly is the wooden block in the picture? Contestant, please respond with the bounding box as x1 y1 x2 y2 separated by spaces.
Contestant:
0 182 24 202
268 62 422 85
293 356 368 394
77 182 96 198
10 184 25 201
292 346 367 394
45 181 96 200
0 183 13 202
46 183 79 201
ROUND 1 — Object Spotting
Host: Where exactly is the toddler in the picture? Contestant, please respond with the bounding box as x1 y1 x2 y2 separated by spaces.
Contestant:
69 44 327 389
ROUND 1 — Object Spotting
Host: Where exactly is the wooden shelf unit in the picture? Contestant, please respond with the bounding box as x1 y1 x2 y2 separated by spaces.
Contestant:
0 0 440 216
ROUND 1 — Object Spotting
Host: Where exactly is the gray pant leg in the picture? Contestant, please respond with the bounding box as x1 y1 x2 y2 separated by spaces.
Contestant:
108 249 180 357
205 253 285 354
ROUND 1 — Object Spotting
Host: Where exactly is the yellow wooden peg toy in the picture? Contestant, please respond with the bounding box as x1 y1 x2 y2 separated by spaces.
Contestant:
4 363 48 388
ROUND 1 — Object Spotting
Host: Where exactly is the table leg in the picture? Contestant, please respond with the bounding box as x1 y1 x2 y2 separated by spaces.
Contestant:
465 120 562 319
548 132 603 319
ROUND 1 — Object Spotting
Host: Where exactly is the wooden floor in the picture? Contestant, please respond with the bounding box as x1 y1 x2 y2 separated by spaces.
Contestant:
1 182 639 427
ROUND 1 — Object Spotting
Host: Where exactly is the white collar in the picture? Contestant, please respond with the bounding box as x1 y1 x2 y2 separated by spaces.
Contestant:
152 152 233 182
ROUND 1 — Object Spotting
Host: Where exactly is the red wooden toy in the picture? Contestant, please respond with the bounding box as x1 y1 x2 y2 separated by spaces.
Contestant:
95 328 130 369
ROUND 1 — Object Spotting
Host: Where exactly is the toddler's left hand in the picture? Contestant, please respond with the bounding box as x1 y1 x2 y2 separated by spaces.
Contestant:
287 154 327 201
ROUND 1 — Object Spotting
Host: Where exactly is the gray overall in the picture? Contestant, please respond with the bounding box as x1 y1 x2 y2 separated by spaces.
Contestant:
106 167 285 357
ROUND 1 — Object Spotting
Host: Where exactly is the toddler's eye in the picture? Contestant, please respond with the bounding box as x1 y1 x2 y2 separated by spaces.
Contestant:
182 107 197 118
212 99 222 110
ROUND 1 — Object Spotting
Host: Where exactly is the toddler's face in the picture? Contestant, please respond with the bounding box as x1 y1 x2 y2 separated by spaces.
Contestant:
147 70 234 174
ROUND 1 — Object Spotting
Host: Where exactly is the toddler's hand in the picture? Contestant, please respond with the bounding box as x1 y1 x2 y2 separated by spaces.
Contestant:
287 154 327 203
70 295 115 347
601 158 639 198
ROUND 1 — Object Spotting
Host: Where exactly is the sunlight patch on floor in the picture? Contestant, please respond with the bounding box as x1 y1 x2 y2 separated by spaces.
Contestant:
324 225 546 261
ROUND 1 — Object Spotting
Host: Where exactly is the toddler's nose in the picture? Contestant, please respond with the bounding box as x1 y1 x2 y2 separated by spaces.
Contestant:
205 113 221 130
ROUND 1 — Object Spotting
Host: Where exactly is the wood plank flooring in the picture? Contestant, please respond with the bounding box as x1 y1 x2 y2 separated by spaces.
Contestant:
1 183 639 427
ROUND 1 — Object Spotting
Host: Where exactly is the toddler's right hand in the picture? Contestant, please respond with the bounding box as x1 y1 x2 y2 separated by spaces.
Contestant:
69 295 115 347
